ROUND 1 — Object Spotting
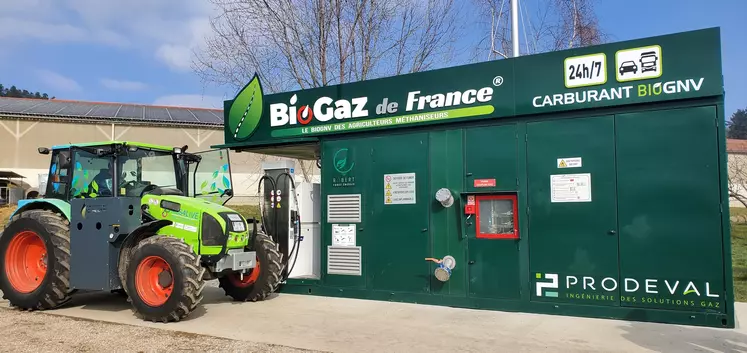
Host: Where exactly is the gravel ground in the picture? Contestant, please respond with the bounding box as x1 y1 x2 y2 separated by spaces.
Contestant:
0 308 321 353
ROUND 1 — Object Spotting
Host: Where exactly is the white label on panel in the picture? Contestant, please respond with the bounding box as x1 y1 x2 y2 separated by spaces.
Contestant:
384 172 416 205
557 157 582 168
331 224 356 247
550 173 591 203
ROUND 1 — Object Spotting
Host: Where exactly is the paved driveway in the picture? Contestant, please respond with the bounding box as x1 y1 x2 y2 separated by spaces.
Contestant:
2 284 746 353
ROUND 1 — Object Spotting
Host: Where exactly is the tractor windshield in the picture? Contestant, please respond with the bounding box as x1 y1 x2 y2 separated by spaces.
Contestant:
119 149 178 197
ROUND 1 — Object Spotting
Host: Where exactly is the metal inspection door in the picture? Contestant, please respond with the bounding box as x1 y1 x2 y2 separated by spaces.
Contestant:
365 132 431 294
527 115 620 307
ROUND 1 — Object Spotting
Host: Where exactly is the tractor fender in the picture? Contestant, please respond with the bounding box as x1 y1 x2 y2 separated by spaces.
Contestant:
116 219 173 247
7 199 71 225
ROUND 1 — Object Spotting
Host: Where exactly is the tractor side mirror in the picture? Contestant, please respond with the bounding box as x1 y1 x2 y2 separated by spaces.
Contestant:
221 188 234 197
38 147 50 155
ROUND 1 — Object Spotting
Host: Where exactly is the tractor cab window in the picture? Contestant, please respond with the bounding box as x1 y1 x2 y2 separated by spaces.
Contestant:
71 149 113 198
118 149 178 197
46 149 71 200
192 148 233 205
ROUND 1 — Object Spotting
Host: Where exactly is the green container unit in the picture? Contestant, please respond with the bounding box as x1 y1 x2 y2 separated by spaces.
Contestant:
216 27 734 328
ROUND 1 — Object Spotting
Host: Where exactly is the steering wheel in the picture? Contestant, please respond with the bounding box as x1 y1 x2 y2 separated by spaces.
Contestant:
140 184 159 197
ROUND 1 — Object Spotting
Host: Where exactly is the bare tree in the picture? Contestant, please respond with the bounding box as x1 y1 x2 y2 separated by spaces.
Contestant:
193 0 466 182
194 0 465 93
728 153 747 209
471 0 608 60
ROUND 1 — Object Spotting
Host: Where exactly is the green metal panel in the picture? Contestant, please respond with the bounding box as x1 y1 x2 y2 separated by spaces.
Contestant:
428 130 468 296
467 235 522 300
463 124 522 300
527 116 620 306
464 125 518 192
365 132 430 293
616 106 725 313
321 138 370 288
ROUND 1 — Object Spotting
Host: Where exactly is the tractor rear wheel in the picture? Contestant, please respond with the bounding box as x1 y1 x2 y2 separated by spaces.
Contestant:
218 231 282 302
0 209 71 310
125 235 205 322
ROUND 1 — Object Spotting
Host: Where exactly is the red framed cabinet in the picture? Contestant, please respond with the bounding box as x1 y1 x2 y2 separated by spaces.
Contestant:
474 194 519 239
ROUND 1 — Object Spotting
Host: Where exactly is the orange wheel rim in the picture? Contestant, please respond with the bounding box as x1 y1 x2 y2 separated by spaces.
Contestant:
229 259 261 287
135 255 174 307
4 231 47 293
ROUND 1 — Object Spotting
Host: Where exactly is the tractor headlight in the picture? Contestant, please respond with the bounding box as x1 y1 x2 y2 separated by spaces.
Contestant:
231 221 246 232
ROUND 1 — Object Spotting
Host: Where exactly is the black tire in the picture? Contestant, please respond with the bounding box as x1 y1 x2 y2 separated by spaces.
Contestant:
125 235 205 323
218 231 282 302
0 209 71 310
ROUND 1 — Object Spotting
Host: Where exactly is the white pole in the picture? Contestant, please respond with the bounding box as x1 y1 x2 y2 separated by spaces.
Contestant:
511 0 520 57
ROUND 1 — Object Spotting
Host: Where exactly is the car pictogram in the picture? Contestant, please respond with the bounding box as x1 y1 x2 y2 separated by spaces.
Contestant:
619 61 638 76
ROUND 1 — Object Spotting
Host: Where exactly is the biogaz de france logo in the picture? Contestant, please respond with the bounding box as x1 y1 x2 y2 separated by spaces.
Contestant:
535 273 559 297
228 73 265 141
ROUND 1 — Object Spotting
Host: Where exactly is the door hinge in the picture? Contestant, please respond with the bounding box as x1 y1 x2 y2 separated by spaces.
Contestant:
525 134 528 142
516 177 519 186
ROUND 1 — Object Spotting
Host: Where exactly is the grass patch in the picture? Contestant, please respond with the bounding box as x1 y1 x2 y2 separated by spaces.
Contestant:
0 206 13 229
731 213 747 302
227 204 261 221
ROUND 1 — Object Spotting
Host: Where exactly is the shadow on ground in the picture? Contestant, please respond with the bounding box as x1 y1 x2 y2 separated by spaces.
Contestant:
620 321 747 353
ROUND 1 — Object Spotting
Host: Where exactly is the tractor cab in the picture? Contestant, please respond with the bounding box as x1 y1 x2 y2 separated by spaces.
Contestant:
38 141 234 206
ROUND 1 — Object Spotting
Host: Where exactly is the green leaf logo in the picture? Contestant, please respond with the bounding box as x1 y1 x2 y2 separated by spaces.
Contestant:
228 73 264 141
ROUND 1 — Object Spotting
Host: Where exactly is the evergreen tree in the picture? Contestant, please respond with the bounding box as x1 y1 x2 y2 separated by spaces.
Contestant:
0 83 51 99
727 108 747 139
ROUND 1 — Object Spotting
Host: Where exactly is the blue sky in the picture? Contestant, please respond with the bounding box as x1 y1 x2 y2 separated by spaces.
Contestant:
0 0 744 118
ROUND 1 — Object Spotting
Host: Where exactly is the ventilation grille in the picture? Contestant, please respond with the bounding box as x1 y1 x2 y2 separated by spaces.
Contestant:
327 246 362 276
327 194 361 223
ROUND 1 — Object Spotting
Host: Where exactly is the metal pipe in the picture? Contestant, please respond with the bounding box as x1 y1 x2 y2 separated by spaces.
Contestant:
511 0 520 57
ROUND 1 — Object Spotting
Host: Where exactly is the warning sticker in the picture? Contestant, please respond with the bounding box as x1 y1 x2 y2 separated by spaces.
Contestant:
550 173 591 203
557 157 582 168
384 172 416 205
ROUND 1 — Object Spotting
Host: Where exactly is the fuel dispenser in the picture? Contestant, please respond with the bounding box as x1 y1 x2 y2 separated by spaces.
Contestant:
259 161 321 281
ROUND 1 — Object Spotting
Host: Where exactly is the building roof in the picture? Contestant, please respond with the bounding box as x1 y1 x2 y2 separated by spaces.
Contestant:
727 139 747 154
0 171 25 179
0 97 224 128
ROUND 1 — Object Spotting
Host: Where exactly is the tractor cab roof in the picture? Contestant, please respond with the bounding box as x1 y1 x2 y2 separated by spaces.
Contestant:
50 141 174 152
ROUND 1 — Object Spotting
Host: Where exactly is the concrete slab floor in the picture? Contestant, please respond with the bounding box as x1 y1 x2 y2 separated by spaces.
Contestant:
2 284 746 353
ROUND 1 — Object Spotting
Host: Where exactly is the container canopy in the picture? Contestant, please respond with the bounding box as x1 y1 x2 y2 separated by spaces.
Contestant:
213 27 723 154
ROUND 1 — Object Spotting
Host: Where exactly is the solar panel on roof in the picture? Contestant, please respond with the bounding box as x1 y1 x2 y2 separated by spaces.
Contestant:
0 97 224 126
144 107 171 121
191 109 222 124
0 99 45 112
22 101 63 114
116 105 142 119
168 108 198 123
87 104 121 117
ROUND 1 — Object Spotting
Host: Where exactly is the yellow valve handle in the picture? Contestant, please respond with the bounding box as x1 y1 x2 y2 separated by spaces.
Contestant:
425 257 442 264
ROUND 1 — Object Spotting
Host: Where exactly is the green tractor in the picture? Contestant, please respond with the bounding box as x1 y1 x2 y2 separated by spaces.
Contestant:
0 141 283 322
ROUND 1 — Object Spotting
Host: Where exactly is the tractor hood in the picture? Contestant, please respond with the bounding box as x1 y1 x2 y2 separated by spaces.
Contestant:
142 194 241 217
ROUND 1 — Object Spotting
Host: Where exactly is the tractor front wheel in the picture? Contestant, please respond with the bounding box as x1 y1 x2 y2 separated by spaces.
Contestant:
125 235 205 322
0 209 71 310
218 231 282 302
